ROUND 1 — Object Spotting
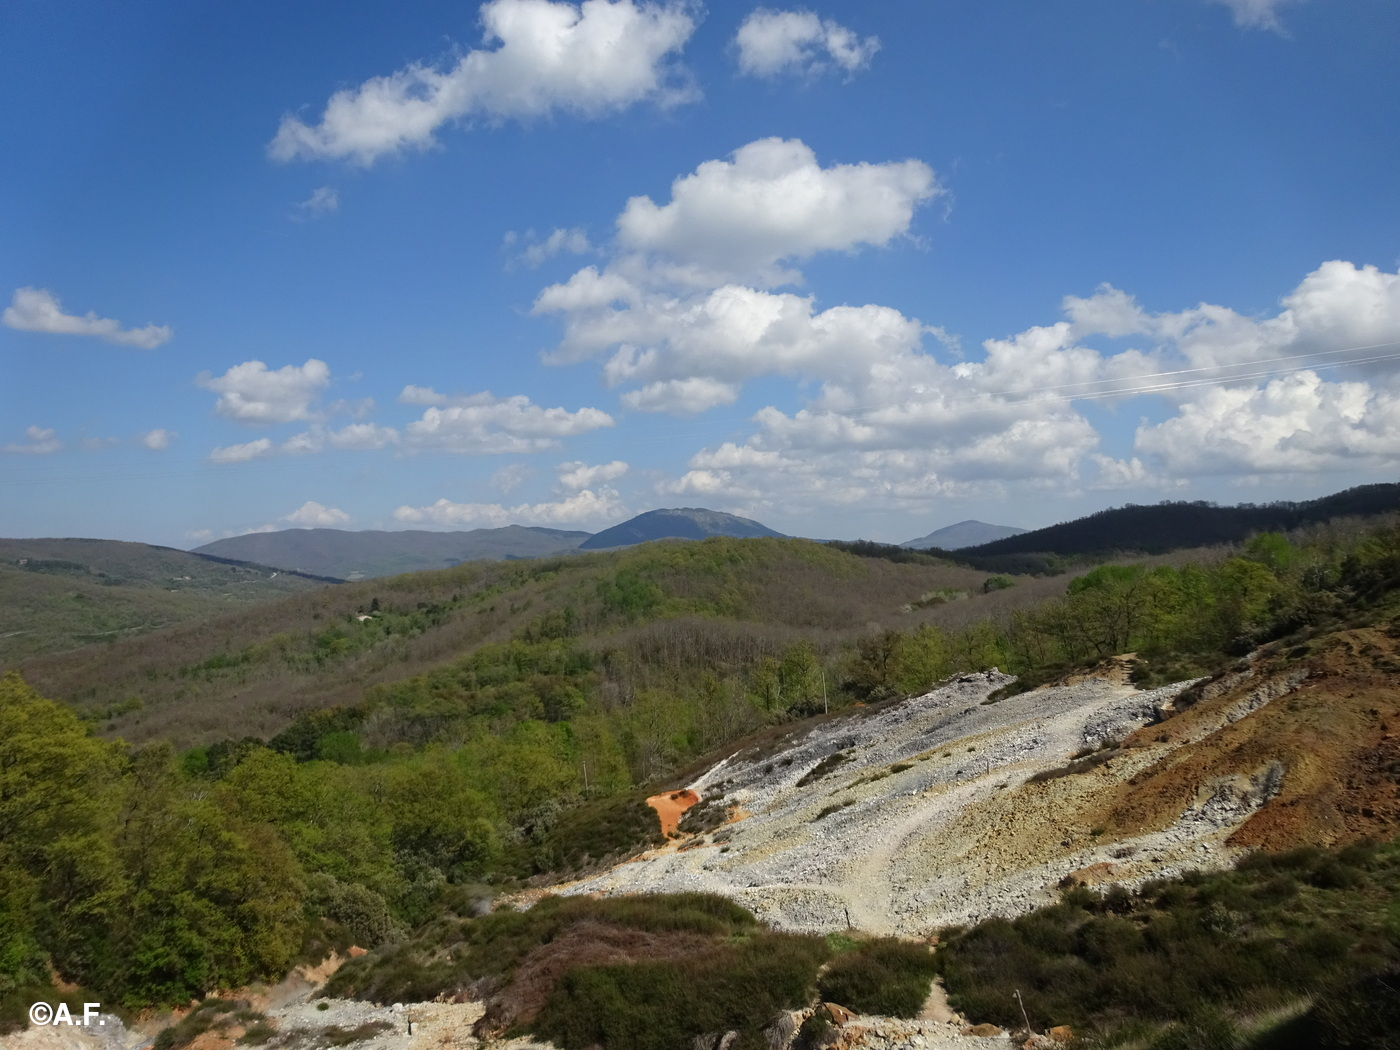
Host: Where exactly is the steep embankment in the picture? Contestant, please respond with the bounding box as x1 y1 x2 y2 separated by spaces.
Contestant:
561 625 1400 935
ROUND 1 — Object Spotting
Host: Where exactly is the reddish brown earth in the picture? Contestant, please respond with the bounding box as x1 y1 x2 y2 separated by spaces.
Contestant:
646 788 699 837
1095 624 1400 850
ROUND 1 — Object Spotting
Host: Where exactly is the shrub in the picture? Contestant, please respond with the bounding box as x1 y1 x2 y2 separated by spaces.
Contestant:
532 932 829 1050
817 938 937 1017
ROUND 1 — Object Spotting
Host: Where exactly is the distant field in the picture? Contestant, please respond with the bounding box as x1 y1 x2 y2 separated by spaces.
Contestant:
0 537 332 663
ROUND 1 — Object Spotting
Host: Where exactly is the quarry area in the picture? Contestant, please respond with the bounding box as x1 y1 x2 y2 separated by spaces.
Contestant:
563 661 1272 934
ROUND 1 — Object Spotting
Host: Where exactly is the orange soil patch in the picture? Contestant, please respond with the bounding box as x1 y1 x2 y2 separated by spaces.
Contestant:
646 788 699 837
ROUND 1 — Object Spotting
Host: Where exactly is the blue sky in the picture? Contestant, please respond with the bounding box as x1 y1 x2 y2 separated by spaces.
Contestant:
2 0 1398 547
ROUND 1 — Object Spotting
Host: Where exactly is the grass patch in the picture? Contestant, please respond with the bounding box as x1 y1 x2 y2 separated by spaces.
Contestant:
321 1021 394 1045
153 999 264 1050
814 799 856 820
1025 747 1123 785
797 751 849 787
237 1021 277 1045
817 937 938 1017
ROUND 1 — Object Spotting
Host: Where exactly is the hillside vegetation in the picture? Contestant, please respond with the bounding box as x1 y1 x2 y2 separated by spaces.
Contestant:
17 536 1052 746
944 483 1400 572
6 516 1400 1037
0 538 330 662
193 524 590 580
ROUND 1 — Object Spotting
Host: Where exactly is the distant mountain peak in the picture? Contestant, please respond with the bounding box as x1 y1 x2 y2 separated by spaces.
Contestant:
578 508 785 550
901 520 1027 550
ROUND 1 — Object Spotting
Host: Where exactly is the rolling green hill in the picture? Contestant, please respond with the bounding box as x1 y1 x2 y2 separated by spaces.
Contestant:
192 524 591 579
15 536 1063 747
0 538 334 662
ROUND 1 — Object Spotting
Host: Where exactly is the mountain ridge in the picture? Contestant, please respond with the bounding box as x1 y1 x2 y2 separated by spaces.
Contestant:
193 524 591 579
900 519 1027 550
578 507 786 549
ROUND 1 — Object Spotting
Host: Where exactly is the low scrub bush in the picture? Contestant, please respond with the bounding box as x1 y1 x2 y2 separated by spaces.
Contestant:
532 931 829 1050
153 999 264 1050
324 892 761 1005
816 937 938 1017
531 794 663 874
939 838 1400 1043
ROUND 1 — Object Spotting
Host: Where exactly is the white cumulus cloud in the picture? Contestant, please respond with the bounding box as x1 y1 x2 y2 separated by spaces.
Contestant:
394 487 625 528
532 138 942 415
733 9 879 78
649 259 1400 510
284 500 352 527
197 358 331 425
208 424 399 462
210 438 275 463
399 387 614 453
614 137 939 287
139 428 174 450
557 458 628 489
2 425 63 455
270 0 698 165
3 287 171 349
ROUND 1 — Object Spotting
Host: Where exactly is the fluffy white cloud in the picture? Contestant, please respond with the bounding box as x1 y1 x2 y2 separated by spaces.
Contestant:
270 0 697 165
284 500 352 527
491 462 536 492
394 487 625 528
1135 372 1400 475
733 9 879 78
209 424 399 462
3 287 171 349
296 186 339 217
2 425 63 455
198 359 331 425
505 227 593 267
1209 0 1304 31
531 139 942 417
540 278 930 413
209 438 275 463
614 137 939 287
139 428 174 450
400 388 614 453
557 458 628 489
651 259 1400 506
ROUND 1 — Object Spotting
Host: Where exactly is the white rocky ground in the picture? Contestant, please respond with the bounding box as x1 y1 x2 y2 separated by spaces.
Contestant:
560 668 1278 935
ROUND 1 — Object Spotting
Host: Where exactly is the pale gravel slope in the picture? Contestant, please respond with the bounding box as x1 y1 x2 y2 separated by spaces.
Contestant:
562 669 1280 935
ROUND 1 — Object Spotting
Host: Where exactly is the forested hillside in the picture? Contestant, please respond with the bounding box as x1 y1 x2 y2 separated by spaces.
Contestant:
946 483 1400 569
0 538 331 661
193 524 591 580
16 537 1055 746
